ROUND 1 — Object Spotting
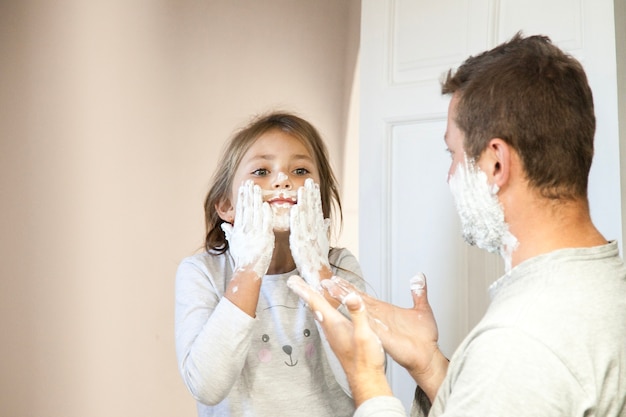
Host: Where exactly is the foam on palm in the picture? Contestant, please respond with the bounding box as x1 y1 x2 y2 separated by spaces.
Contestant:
221 180 275 278
289 179 331 289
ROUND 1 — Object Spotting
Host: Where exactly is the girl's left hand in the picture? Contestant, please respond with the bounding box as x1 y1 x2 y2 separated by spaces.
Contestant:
289 178 331 289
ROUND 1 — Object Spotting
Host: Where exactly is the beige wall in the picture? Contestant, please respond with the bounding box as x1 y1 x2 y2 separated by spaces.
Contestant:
0 1 360 416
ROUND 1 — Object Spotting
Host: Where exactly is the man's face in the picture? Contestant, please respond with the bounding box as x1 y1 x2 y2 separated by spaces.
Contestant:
444 95 518 270
444 95 467 182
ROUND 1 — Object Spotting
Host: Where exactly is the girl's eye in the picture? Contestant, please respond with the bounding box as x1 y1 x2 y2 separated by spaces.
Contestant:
252 168 269 176
293 168 310 176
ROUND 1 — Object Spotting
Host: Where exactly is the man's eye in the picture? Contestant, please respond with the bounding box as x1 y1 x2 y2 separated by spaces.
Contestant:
252 168 269 176
293 168 310 176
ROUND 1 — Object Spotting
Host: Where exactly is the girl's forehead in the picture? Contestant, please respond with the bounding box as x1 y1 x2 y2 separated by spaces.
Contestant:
243 130 315 159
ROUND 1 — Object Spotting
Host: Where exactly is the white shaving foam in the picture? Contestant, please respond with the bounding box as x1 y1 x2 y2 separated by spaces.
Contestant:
372 318 389 332
289 179 329 288
410 273 426 296
448 154 519 272
271 203 291 231
343 292 364 312
314 311 324 322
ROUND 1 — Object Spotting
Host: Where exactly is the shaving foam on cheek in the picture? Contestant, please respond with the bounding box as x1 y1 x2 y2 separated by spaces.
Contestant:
448 154 519 272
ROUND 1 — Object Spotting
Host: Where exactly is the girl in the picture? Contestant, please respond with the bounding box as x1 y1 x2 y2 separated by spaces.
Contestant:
175 111 365 417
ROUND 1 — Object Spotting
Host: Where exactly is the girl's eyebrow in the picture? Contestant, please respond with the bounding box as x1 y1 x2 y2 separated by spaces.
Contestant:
244 154 314 162
291 154 314 161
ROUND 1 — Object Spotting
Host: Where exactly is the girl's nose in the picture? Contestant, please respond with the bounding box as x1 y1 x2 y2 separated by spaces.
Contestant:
273 171 292 189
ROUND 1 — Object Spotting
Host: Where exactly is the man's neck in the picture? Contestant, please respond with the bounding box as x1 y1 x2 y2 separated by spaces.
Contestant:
507 196 607 269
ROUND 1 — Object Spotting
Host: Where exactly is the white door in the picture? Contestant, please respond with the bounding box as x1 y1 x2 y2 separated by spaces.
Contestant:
359 0 623 412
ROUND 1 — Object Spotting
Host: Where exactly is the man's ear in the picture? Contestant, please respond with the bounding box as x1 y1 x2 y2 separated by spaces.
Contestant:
215 198 235 223
483 138 511 188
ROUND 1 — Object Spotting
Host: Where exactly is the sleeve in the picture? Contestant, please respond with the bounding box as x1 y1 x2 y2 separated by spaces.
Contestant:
410 386 432 417
174 257 256 405
354 396 408 417
316 248 367 397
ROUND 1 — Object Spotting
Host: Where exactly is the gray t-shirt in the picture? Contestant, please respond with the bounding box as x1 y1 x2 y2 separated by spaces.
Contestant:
357 241 626 417
175 247 365 417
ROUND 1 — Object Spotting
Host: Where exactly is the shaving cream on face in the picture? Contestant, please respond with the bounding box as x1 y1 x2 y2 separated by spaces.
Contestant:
271 203 291 231
448 154 518 272
276 171 289 182
273 172 291 231
262 186 297 232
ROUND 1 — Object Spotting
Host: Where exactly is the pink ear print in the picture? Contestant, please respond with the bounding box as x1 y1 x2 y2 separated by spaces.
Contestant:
258 333 272 363
305 342 315 359
258 348 272 363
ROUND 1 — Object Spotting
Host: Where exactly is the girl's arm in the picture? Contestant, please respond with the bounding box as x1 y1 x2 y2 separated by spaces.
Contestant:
175 258 257 405
176 182 275 404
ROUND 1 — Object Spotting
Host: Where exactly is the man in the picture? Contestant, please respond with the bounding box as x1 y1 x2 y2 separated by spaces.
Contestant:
287 33 626 416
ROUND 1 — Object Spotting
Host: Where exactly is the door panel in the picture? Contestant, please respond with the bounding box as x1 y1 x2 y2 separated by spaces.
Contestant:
360 0 622 412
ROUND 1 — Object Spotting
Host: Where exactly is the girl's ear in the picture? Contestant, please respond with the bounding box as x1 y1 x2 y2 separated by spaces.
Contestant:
215 198 235 223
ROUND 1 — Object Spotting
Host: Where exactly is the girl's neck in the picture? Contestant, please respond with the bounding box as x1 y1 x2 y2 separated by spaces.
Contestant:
266 231 296 275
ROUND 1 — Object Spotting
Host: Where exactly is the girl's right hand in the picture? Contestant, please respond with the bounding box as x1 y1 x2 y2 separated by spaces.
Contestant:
221 180 275 279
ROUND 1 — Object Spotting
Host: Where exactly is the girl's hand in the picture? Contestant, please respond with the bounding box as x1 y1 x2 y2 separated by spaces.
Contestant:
221 180 275 279
289 179 331 290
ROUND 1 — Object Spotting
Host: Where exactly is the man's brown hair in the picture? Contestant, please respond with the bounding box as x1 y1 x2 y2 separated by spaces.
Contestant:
442 32 596 200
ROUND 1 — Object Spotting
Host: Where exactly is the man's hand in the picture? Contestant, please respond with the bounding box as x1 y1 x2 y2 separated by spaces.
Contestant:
321 274 448 402
287 275 392 407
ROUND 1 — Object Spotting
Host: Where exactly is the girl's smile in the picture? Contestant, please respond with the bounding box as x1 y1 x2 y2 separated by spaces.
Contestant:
222 128 321 230
263 190 298 206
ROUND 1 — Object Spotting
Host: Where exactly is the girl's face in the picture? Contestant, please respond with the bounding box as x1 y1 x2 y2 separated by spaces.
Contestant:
218 129 321 231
